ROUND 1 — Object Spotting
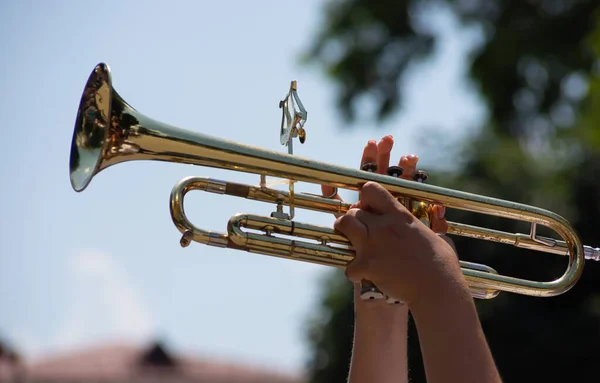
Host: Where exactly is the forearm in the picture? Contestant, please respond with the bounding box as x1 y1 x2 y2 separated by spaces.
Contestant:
348 293 409 383
410 282 502 383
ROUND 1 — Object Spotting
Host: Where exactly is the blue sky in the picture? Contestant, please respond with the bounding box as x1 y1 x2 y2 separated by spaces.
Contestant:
0 0 484 374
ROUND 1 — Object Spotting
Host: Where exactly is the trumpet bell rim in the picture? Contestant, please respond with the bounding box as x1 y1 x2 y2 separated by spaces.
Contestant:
69 63 113 192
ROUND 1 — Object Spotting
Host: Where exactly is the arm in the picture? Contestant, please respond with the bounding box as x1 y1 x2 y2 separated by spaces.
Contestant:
334 182 502 383
344 137 453 383
329 136 454 383
348 287 409 383
410 272 501 383
325 136 413 383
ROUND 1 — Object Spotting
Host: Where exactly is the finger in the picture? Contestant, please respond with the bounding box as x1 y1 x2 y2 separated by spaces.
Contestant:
335 210 373 283
399 154 419 180
360 140 378 169
323 139 381 199
352 208 380 228
334 212 368 249
345 257 371 283
357 140 379 206
340 207 383 232
430 205 448 234
320 185 343 201
359 182 403 215
376 135 394 175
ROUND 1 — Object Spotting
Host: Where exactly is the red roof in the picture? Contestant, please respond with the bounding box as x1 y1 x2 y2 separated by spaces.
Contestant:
0 342 302 383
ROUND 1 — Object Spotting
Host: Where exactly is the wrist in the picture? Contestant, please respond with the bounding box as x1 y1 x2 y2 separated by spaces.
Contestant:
353 284 409 316
354 304 409 344
355 302 409 324
354 297 409 333
407 254 469 307
408 276 474 320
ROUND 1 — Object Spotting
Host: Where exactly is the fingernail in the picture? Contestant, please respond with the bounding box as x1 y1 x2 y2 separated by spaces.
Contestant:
407 154 418 160
437 206 446 219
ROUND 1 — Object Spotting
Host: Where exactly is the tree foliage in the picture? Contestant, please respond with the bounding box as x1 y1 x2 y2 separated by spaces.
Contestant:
302 1 600 382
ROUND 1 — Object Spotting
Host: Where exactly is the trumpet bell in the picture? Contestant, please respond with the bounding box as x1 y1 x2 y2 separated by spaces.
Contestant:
69 63 113 192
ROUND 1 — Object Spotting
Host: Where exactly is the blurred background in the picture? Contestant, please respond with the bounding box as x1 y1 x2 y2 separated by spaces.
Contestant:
1 0 599 382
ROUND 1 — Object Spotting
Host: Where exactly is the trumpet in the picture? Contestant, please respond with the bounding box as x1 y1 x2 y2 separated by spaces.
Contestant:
70 63 599 301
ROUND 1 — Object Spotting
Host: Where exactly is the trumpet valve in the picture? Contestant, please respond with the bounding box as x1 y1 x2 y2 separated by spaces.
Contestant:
386 166 404 178
412 170 428 183
361 162 378 172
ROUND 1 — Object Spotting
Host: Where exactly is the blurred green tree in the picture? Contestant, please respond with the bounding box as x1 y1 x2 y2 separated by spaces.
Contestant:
302 1 600 382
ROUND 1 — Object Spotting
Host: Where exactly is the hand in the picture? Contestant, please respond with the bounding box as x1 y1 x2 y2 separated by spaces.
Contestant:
333 180 465 305
322 135 447 231
322 135 452 305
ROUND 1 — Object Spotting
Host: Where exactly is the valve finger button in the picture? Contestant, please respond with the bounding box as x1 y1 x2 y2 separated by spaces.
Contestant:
413 170 428 183
361 162 378 173
387 166 404 178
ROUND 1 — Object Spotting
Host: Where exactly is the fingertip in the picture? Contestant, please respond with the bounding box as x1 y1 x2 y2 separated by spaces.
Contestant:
431 217 449 234
344 265 361 283
436 205 446 220
431 205 448 234
377 135 394 152
361 181 382 196
362 181 381 190
321 185 342 201
360 182 401 214
399 154 419 179
344 253 370 283
376 136 393 175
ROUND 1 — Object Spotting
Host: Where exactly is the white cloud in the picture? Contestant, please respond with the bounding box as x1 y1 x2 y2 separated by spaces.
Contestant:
50 250 155 352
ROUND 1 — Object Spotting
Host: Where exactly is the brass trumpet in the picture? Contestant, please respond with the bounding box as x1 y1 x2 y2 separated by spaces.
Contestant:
70 63 599 301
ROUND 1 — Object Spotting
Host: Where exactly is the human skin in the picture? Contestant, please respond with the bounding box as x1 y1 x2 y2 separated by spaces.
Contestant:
322 136 501 383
